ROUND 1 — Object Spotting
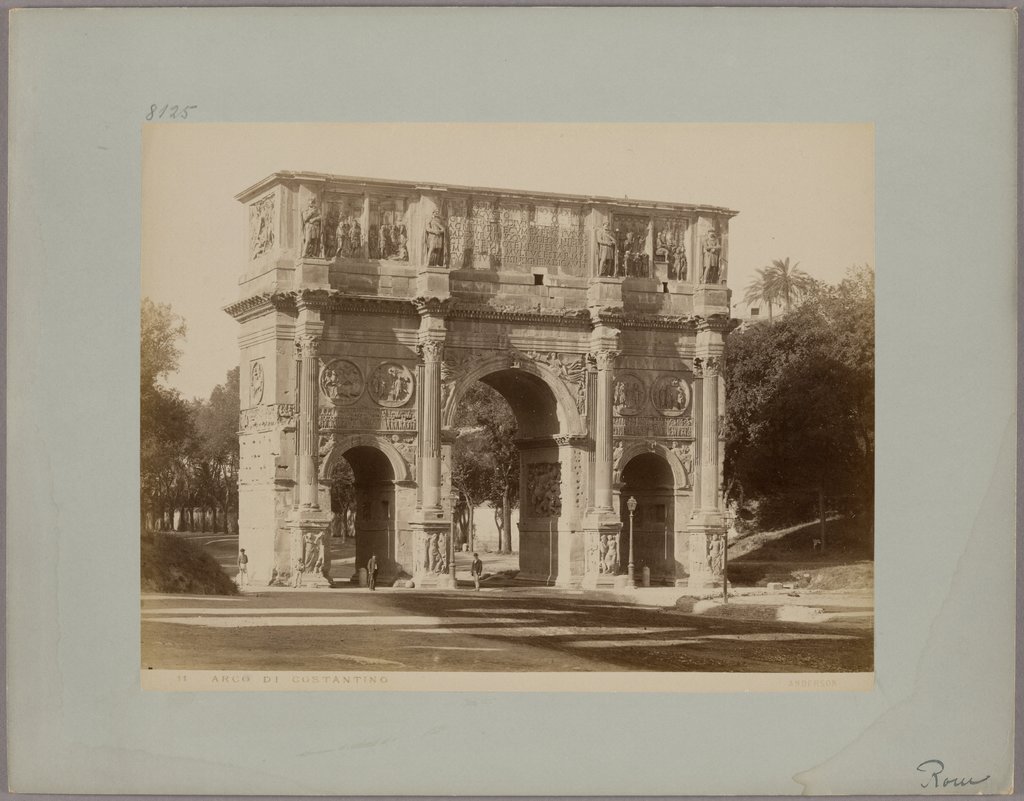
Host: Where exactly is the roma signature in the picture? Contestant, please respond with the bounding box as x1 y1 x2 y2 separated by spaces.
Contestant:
916 759 989 789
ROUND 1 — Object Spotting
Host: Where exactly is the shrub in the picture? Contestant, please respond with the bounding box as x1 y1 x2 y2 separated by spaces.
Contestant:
140 532 238 595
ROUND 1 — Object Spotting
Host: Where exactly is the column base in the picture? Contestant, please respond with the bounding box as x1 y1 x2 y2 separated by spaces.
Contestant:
286 508 333 588
410 517 454 589
414 572 457 590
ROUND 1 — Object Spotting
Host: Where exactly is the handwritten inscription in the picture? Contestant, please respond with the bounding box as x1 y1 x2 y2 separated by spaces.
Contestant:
916 760 989 790
146 104 198 120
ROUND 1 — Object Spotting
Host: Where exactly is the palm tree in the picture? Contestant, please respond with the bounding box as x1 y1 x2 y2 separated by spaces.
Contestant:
744 266 780 322
768 257 814 311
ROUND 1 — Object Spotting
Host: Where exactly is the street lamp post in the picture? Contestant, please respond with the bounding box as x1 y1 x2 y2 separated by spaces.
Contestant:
626 496 638 588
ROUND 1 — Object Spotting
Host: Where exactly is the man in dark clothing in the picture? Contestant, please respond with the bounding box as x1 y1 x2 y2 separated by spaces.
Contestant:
367 554 378 591
470 552 484 591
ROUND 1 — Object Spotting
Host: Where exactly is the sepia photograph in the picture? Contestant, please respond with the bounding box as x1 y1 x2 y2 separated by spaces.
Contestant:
140 124 875 688
8 6 1015 794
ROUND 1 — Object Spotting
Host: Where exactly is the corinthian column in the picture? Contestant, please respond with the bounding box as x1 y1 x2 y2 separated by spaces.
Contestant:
696 355 722 515
592 348 618 512
418 337 444 512
295 333 322 509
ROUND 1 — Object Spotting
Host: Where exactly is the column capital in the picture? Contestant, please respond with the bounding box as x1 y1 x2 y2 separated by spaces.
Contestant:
692 355 722 378
416 339 445 363
589 349 620 371
295 333 321 359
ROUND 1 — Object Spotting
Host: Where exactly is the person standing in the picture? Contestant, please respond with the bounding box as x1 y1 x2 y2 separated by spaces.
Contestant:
237 548 249 589
470 552 483 591
367 553 378 591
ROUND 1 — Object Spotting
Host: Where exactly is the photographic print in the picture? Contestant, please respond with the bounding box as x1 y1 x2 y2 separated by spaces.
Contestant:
140 124 875 690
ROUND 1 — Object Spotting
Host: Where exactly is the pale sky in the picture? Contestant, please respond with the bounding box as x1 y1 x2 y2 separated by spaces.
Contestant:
142 123 874 400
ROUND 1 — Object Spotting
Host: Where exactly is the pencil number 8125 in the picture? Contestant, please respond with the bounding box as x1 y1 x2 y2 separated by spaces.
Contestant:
146 104 197 121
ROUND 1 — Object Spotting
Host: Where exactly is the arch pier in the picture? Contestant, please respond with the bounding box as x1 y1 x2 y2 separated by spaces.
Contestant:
227 173 736 589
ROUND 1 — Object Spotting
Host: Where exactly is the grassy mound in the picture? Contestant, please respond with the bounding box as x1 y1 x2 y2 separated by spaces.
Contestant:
141 532 239 595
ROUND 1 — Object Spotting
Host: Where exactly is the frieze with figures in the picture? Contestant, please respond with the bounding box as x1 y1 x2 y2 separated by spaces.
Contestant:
249 195 275 260
239 404 295 433
613 415 693 439
442 196 587 275
368 362 415 407
320 359 364 405
524 462 562 517
319 407 417 432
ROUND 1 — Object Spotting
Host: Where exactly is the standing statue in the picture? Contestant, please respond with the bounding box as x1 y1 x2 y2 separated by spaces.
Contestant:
596 222 616 277
709 535 724 575
424 210 447 267
673 246 688 281
701 229 722 283
301 198 323 258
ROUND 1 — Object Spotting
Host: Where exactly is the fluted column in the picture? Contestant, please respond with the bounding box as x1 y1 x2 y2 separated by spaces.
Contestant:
593 348 618 512
696 355 722 514
418 337 444 512
295 333 321 509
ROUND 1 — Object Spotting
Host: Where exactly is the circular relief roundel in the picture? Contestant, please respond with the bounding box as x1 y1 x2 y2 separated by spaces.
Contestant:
320 359 364 405
612 373 646 416
651 374 691 416
368 362 415 408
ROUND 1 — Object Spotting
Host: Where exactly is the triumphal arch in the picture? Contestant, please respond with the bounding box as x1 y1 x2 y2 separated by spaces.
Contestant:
226 173 735 590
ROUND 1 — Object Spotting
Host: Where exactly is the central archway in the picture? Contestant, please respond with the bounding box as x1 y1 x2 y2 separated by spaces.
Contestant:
446 362 589 586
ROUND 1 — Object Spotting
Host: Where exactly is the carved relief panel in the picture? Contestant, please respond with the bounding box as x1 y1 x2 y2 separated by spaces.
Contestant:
249 194 275 260
369 196 410 261
613 373 646 416
368 362 415 408
611 214 651 277
324 193 364 259
249 360 265 405
319 358 364 405
525 462 562 517
653 216 689 281
650 374 691 416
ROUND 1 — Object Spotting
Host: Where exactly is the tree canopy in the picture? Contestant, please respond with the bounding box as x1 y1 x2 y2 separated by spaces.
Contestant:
725 265 874 524
141 298 240 533
450 382 519 553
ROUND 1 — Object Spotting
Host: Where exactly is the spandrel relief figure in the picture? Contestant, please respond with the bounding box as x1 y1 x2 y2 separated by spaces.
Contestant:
301 198 323 258
424 210 447 267
701 229 722 283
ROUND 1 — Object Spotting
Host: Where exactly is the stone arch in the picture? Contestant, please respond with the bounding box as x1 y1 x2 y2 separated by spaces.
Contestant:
442 352 586 437
614 440 689 489
318 433 412 483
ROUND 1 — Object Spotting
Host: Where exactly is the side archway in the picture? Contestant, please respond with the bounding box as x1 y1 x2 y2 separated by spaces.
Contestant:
613 440 689 489
318 433 412 483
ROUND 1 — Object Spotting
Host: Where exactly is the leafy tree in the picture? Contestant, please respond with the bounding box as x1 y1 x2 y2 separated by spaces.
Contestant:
451 382 519 553
724 265 874 530
140 298 194 530
193 367 240 533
